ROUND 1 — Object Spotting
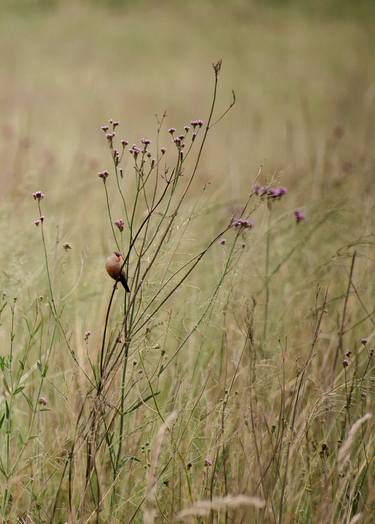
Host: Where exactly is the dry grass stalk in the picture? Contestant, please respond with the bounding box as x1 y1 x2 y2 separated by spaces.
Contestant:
338 413 372 472
175 494 265 520
143 411 177 524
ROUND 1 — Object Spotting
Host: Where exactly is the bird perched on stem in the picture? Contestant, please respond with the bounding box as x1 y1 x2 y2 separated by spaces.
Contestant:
105 251 130 292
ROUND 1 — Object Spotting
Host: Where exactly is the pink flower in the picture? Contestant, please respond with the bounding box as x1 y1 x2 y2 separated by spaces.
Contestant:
32 191 45 200
294 209 305 223
114 218 125 232
98 171 109 181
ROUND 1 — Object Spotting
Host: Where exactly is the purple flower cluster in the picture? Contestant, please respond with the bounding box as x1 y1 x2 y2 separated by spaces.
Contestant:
191 119 204 128
253 185 288 200
294 209 305 223
106 132 116 145
97 170 109 181
32 191 45 200
231 217 253 229
129 144 141 158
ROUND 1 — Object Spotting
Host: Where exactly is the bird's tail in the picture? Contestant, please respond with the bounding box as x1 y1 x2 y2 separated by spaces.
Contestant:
119 273 130 293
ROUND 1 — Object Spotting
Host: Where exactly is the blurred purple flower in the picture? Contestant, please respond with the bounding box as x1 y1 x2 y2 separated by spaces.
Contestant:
231 217 254 229
294 209 305 224
32 191 45 200
267 186 288 199
98 170 109 181
114 218 125 232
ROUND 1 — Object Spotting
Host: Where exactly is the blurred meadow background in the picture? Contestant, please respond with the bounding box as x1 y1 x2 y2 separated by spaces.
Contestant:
0 0 374 522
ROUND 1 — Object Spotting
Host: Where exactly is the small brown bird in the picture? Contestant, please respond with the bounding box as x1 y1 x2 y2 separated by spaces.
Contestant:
105 251 130 292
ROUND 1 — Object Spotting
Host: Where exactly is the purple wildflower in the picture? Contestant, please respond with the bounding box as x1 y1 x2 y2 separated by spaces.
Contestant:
168 127 176 134
204 457 212 467
219 238 226 245
191 119 204 128
98 170 109 181
114 218 125 232
294 209 305 224
231 217 253 229
32 191 45 200
267 186 288 199
106 132 115 144
129 145 141 158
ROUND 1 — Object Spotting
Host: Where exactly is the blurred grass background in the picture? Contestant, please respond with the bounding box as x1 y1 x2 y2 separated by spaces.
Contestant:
1 0 375 302
0 0 374 521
